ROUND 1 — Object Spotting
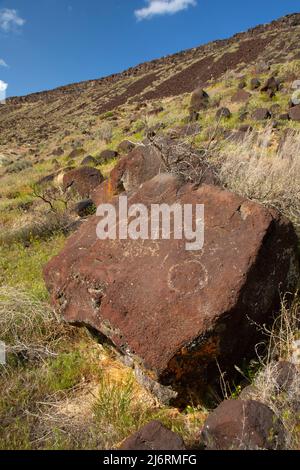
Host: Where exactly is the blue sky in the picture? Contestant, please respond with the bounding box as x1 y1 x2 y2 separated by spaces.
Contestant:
0 0 299 97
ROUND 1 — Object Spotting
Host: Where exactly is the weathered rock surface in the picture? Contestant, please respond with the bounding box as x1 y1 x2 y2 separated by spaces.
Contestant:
231 89 251 103
63 166 104 198
117 140 136 154
250 78 261 90
44 175 298 403
98 149 119 163
252 108 271 120
216 107 231 119
289 104 300 121
120 421 186 450
81 155 97 167
92 145 165 204
73 199 96 217
200 399 285 450
190 88 210 112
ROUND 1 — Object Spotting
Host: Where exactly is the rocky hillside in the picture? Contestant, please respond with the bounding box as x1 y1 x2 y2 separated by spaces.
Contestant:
1 13 300 152
0 13 300 451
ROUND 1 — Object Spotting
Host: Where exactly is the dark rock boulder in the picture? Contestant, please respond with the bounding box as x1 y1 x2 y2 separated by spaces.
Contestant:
190 88 210 112
81 155 97 167
52 147 64 157
120 421 186 450
273 361 298 393
261 76 279 97
44 175 298 404
231 89 251 103
250 78 261 90
63 166 104 198
200 400 285 450
73 199 96 217
117 140 136 154
216 107 231 119
98 149 119 163
68 147 85 160
279 113 290 121
92 145 165 205
289 104 300 121
252 108 271 120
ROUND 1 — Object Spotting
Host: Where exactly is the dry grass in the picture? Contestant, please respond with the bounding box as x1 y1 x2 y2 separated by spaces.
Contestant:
217 127 300 229
240 294 300 449
0 210 75 247
0 286 71 361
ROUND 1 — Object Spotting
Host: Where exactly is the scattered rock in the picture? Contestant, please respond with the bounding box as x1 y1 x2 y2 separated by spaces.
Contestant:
216 107 232 119
73 199 96 217
250 78 261 90
98 149 119 163
52 147 64 157
190 88 210 112
252 108 271 121
117 140 136 154
261 76 279 97
200 399 285 450
279 113 290 121
273 361 298 393
81 155 97 166
120 421 186 450
68 148 85 160
97 145 165 200
231 89 251 103
63 166 104 198
44 176 298 404
289 104 300 121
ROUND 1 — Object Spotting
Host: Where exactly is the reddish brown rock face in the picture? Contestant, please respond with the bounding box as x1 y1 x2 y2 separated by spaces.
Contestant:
63 166 104 198
120 420 186 450
92 145 165 205
289 104 300 121
44 174 298 403
200 400 285 450
231 89 251 103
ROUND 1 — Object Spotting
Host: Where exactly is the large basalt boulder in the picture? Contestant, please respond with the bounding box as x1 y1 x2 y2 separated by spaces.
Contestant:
289 104 300 121
200 400 285 450
190 88 209 112
92 145 165 205
98 149 119 163
117 140 136 154
120 421 186 450
44 175 298 403
250 78 261 90
261 76 279 96
252 108 271 121
63 166 104 198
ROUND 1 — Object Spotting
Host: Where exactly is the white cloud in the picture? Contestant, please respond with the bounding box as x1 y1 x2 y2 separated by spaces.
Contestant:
135 0 197 20
0 8 25 32
0 80 8 92
0 59 8 67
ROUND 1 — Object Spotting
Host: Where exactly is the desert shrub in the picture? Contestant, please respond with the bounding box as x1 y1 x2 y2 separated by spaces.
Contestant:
6 160 33 174
0 286 70 362
217 127 300 229
0 210 74 247
243 294 300 449
97 122 113 144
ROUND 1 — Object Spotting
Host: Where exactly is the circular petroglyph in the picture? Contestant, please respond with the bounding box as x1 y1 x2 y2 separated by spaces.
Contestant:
168 260 208 295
